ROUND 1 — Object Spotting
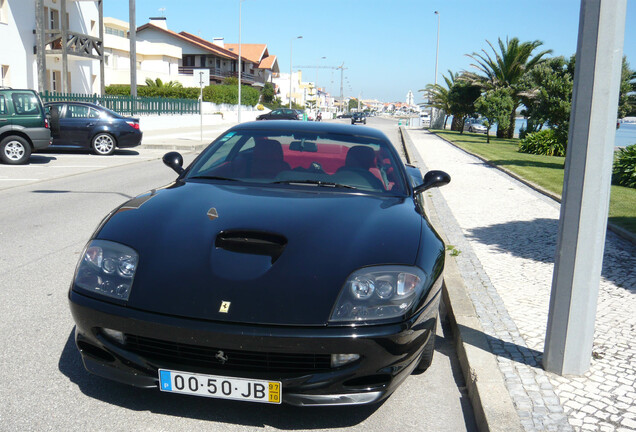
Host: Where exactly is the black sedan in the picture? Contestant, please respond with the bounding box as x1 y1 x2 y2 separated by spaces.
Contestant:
256 108 301 121
68 121 450 406
45 102 142 155
351 112 367 124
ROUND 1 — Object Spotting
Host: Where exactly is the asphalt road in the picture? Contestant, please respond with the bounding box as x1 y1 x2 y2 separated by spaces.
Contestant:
0 117 476 432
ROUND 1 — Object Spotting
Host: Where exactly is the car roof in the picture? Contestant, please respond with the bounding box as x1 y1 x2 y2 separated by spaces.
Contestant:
44 101 102 109
228 120 389 140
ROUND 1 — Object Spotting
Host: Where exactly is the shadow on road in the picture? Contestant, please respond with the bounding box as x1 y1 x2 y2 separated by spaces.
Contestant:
32 189 133 199
28 155 57 164
58 329 380 429
39 148 140 156
465 218 636 292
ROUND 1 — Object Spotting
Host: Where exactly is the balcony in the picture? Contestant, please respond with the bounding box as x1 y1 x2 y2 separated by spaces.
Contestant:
178 66 262 86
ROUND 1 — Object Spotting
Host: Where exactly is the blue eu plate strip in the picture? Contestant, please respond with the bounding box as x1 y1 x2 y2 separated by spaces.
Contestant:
159 370 172 391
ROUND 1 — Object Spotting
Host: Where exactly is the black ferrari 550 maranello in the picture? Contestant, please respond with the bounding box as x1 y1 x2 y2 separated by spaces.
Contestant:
68 120 451 406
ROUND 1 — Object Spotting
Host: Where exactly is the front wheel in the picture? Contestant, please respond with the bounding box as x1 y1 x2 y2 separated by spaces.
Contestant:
0 136 32 165
92 133 116 156
415 321 437 372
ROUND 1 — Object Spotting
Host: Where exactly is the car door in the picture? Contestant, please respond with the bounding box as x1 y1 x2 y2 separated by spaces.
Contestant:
268 109 283 119
0 94 9 130
60 104 99 148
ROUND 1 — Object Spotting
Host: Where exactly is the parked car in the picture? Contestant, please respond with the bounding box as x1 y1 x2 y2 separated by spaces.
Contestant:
0 88 51 164
68 120 451 406
337 113 352 119
351 112 367 125
44 102 142 155
464 118 487 134
256 108 301 121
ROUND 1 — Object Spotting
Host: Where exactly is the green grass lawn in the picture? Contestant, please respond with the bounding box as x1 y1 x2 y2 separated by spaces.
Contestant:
431 129 636 235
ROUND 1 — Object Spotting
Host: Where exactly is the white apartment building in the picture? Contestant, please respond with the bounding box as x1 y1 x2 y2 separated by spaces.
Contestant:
103 17 182 87
0 0 101 93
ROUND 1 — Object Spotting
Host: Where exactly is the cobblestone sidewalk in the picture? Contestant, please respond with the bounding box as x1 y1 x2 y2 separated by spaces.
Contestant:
406 128 636 432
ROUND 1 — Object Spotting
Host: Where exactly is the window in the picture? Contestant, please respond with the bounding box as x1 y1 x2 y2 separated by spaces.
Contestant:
0 95 7 115
48 71 61 92
105 26 126 38
49 8 60 30
66 104 91 118
1 65 9 87
0 0 7 24
11 93 41 115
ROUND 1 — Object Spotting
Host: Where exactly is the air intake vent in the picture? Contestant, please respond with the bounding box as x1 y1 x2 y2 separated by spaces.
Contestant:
215 230 287 263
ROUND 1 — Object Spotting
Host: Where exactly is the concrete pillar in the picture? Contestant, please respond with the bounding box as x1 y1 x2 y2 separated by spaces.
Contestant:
61 0 68 93
129 0 137 97
36 0 47 93
543 0 627 375
98 0 105 95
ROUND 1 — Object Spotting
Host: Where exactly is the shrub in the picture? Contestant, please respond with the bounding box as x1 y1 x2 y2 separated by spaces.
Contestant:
518 129 566 157
612 144 636 188
105 84 259 106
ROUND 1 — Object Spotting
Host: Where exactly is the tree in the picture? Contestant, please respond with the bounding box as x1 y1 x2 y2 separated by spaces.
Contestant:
261 82 275 103
618 57 635 119
447 79 481 133
420 70 457 129
144 78 183 88
465 37 552 138
348 98 359 110
475 88 514 142
519 56 574 143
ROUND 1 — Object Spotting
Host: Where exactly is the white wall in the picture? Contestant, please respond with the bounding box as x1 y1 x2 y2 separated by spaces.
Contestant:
0 0 36 89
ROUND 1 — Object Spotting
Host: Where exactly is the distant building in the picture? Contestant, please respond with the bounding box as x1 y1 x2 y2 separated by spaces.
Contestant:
0 0 102 93
406 90 414 106
103 17 182 87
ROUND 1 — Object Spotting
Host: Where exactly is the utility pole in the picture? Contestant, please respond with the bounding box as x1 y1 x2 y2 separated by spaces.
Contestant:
237 0 242 123
129 0 137 97
544 0 627 375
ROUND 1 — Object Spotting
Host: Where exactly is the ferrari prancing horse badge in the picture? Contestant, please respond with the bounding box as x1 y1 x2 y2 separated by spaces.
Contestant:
219 301 231 313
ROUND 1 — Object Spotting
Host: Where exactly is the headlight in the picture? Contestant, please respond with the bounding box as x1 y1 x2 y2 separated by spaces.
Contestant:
329 266 428 323
74 240 139 301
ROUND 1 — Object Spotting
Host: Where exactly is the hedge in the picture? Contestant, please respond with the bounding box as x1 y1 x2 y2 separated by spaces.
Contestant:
105 84 260 106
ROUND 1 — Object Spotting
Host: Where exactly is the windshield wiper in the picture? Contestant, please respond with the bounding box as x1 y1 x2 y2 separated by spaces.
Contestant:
273 179 357 189
189 175 241 182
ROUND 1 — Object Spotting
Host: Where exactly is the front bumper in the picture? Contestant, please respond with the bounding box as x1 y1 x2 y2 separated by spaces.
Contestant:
69 287 441 406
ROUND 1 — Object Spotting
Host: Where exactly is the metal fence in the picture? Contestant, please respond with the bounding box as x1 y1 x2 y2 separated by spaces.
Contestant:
40 91 199 116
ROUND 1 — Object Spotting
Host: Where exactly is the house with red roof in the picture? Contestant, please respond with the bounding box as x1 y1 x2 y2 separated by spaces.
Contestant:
136 19 239 85
136 18 278 88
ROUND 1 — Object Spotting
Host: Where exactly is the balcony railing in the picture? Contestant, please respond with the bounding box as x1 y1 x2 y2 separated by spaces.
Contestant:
178 66 261 85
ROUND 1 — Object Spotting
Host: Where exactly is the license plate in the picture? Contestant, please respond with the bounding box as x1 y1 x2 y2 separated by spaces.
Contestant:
158 369 281 404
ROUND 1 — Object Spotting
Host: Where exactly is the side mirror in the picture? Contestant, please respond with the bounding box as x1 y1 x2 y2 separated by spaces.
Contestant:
163 151 184 175
413 170 451 195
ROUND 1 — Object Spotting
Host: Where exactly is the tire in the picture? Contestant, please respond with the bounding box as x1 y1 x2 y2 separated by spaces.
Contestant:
92 133 116 156
0 136 32 165
415 321 437 372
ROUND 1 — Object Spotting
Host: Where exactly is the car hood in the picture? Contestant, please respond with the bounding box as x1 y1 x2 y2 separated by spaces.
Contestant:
96 181 422 326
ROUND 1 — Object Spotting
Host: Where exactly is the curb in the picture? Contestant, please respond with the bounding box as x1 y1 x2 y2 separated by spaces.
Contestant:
399 126 523 432
140 143 209 152
430 130 636 246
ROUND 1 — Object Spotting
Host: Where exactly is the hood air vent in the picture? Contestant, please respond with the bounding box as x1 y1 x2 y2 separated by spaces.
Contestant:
215 231 287 264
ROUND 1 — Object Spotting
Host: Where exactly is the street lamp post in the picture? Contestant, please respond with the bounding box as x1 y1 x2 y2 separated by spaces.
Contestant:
315 56 326 112
289 36 302 109
434 10 440 86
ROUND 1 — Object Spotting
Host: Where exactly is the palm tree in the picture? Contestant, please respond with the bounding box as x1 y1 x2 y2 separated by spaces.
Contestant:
419 70 457 129
145 78 183 88
464 37 552 138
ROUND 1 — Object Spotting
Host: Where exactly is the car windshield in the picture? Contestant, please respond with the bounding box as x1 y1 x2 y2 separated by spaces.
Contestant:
186 129 408 195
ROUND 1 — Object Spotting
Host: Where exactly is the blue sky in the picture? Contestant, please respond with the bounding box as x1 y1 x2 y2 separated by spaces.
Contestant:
105 0 636 104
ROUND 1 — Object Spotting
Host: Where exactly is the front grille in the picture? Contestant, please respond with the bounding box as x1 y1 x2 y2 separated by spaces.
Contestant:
124 334 331 373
